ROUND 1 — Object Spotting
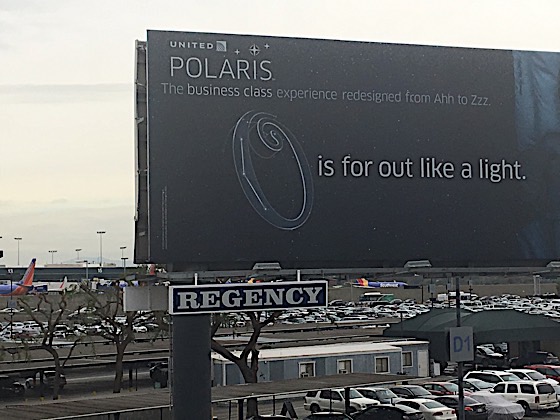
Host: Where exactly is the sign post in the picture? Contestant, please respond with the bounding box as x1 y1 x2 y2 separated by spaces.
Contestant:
168 279 327 418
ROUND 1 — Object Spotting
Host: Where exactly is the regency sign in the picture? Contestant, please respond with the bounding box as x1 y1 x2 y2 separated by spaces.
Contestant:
169 281 328 315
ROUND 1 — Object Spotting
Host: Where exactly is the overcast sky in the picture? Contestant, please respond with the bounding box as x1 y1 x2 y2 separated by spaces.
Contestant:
1 0 559 267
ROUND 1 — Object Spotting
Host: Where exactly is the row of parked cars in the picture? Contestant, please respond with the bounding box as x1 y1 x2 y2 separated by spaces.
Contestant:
298 368 560 420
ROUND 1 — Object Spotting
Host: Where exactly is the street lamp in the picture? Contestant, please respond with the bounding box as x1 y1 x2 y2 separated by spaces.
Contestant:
75 248 82 261
14 237 22 266
48 250 57 264
97 231 106 267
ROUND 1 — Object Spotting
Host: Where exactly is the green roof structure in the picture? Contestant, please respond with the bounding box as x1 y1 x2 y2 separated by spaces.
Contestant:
383 308 560 363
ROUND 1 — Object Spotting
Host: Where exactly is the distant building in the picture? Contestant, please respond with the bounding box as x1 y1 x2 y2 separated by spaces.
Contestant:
212 339 429 386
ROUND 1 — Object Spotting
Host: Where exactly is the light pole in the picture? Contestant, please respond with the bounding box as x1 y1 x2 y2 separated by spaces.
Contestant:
119 246 126 268
75 248 82 261
83 260 89 283
14 237 22 266
48 250 57 264
122 257 128 277
97 231 106 267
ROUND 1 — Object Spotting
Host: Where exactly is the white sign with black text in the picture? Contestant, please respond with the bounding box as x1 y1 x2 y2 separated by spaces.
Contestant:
169 281 328 315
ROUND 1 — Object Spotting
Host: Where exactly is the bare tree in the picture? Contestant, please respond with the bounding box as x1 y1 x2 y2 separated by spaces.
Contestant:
79 283 141 393
211 310 281 417
19 291 82 400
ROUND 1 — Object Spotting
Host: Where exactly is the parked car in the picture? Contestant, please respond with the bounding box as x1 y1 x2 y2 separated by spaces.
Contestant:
469 392 525 420
506 368 558 385
432 395 488 420
25 370 66 390
355 387 400 404
475 346 506 368
149 362 168 388
390 385 434 399
491 380 558 415
509 351 559 368
0 307 23 314
524 364 560 382
303 413 353 420
351 403 425 420
304 389 379 413
464 371 519 384
397 398 456 420
421 381 462 396
247 416 292 420
0 375 25 397
450 378 494 392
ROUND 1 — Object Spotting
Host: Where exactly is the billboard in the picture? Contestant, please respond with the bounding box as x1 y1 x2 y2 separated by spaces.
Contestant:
143 30 560 268
169 281 328 315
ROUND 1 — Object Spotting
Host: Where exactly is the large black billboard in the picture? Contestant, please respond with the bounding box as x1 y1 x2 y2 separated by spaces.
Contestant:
143 30 560 269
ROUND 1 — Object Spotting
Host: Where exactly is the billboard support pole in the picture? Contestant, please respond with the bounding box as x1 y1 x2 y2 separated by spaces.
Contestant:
170 267 212 420
171 314 212 419
455 276 465 420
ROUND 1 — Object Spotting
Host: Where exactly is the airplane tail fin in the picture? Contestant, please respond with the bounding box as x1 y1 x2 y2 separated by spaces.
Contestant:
20 259 36 287
60 276 67 290
354 278 369 287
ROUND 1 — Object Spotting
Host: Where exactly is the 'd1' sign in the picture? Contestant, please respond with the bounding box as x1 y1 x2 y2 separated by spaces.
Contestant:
449 326 474 362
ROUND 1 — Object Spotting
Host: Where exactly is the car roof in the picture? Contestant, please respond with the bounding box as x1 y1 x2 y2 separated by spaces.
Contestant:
435 395 482 404
404 398 439 403
526 364 560 368
468 370 509 374
496 380 549 385
390 403 424 412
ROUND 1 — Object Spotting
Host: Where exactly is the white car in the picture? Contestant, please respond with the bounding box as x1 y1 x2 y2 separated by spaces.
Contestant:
133 325 148 333
304 388 379 413
506 368 559 385
0 307 22 314
464 370 519 384
397 398 456 420
492 380 558 415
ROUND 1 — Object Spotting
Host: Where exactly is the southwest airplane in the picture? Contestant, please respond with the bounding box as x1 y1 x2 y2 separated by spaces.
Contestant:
354 278 408 288
0 258 36 296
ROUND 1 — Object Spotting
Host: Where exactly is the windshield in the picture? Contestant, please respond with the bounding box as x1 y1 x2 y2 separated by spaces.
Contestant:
349 389 366 399
470 379 493 389
526 371 547 380
444 383 459 392
411 386 432 396
501 373 519 381
422 401 446 409
464 397 482 405
376 389 398 399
